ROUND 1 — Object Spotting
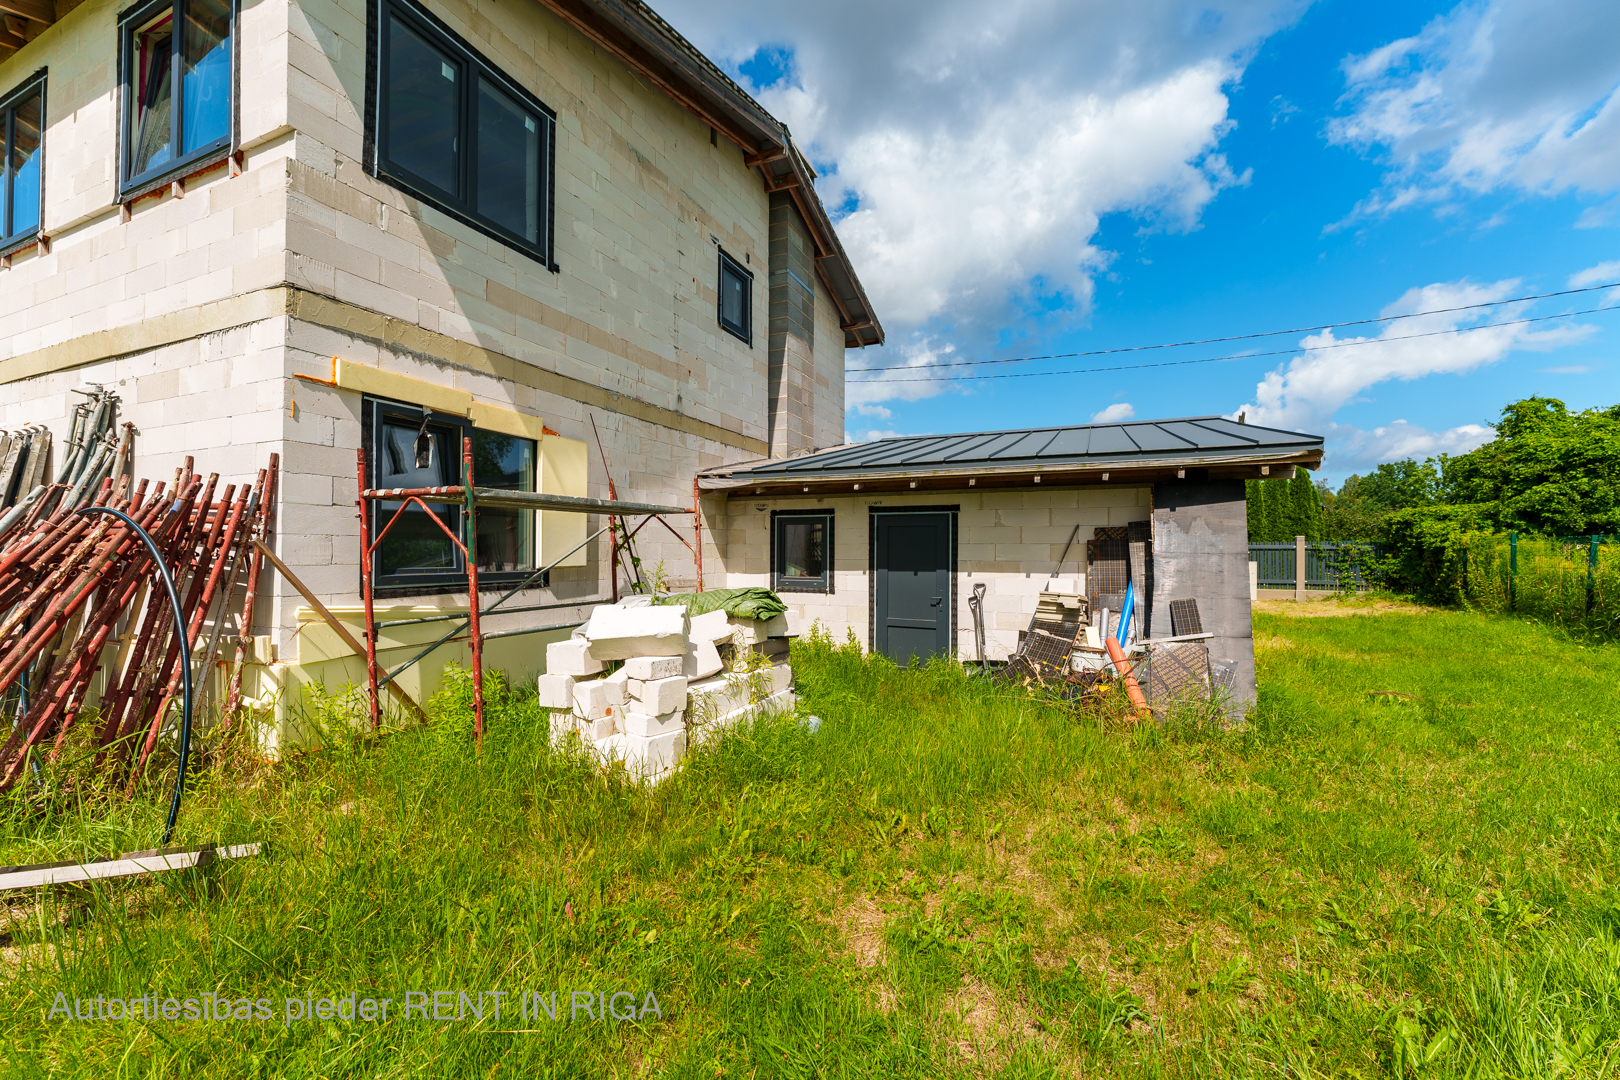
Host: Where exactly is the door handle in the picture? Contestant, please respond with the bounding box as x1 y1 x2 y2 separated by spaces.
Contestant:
930 596 942 606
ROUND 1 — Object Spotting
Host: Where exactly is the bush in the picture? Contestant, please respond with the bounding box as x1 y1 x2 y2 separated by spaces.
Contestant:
1376 504 1492 603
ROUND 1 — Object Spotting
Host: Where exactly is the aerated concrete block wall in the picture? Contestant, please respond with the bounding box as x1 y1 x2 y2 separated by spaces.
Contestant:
0 0 857 698
714 486 1153 660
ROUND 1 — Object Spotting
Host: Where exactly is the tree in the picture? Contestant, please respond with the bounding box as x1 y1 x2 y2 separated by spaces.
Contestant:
1322 460 1441 540
1285 468 1323 540
1441 397 1620 534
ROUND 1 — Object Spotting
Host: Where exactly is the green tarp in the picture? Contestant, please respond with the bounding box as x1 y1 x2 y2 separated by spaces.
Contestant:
655 587 788 621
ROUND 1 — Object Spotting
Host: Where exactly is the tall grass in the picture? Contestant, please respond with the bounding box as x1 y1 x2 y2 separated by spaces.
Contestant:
3 612 1620 1077
1463 533 1620 638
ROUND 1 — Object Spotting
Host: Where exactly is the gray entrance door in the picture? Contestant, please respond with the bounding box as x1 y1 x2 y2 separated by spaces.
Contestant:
873 512 953 665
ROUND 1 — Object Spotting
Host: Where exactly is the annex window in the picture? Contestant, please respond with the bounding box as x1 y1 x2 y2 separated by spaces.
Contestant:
773 510 832 593
364 396 540 593
369 0 556 265
118 0 233 196
0 74 44 254
718 249 752 344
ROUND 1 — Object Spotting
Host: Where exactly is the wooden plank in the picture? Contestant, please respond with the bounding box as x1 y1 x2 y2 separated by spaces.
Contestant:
252 541 429 724
0 0 53 25
0 843 259 891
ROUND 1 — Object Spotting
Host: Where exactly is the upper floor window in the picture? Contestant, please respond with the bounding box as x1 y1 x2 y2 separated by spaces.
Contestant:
718 249 752 344
118 0 233 196
363 396 541 593
368 0 556 267
0 74 44 254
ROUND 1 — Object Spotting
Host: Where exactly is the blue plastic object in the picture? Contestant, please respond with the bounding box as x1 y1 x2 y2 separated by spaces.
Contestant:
1116 579 1134 647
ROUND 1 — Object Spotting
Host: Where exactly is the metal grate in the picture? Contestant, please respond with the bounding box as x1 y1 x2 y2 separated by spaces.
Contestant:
1169 598 1203 637
1008 627 1078 682
1128 519 1152 635
1142 642 1211 705
1088 525 1130 597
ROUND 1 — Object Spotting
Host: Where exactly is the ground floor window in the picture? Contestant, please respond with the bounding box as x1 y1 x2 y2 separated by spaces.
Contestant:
364 396 539 593
772 510 833 592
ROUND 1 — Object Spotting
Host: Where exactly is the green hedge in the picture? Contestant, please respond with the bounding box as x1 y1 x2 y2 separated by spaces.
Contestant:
1375 506 1620 637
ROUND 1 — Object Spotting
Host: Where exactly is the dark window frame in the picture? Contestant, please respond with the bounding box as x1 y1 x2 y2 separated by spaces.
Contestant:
0 69 46 257
361 395 547 596
771 509 833 593
717 247 752 344
116 0 238 200
364 0 558 270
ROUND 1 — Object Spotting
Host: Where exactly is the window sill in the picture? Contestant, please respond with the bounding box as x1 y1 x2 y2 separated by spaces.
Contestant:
372 572 551 600
773 581 831 595
119 145 233 205
0 232 42 260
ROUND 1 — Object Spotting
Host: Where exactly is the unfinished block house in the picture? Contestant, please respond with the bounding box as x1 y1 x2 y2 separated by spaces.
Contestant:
0 0 880 732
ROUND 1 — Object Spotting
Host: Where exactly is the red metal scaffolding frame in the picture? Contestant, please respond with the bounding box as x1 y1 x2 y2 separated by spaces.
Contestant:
355 438 699 744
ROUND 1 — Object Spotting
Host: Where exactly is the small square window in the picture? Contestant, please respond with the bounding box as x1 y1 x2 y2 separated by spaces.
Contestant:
718 249 752 344
773 511 832 593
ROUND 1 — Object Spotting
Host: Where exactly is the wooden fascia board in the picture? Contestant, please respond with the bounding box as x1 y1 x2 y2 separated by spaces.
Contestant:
0 0 52 25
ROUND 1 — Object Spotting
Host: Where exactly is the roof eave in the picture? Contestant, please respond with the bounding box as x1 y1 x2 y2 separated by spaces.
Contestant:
533 0 884 348
700 447 1325 491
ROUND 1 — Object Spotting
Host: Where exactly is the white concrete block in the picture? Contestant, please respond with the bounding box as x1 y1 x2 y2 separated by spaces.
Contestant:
603 667 628 707
764 610 800 638
727 616 768 645
590 728 686 778
623 728 687 774
628 675 688 714
623 655 682 680
686 674 750 719
547 638 604 676
585 604 690 659
536 672 575 710
586 715 618 741
684 637 723 680
572 679 613 720
688 608 733 644
622 708 683 738
547 712 580 748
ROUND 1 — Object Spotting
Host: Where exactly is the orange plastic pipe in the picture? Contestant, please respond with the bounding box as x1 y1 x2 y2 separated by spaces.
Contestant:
1105 638 1151 717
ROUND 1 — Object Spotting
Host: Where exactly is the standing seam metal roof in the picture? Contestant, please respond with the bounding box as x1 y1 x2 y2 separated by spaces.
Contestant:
703 416 1323 478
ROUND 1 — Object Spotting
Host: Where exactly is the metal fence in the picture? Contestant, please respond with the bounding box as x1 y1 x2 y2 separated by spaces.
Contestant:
1249 541 1380 591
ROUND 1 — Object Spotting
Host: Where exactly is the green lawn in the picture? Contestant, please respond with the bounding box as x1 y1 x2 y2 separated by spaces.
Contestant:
4 603 1620 1078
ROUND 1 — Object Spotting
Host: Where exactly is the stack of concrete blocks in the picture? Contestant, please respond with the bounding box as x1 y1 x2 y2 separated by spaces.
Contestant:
537 599 801 780
684 609 798 747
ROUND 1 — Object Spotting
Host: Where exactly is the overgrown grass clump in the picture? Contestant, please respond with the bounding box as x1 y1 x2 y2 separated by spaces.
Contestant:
3 608 1620 1077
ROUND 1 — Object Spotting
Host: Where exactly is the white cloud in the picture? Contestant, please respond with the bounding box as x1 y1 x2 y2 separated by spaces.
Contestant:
853 403 892 419
1325 419 1496 472
1570 261 1620 288
846 338 961 406
1330 0 1620 217
655 0 1305 402
1234 277 1595 437
1090 402 1136 423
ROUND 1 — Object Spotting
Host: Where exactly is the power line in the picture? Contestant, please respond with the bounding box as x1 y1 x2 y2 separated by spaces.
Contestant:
845 279 1620 374
847 303 1617 385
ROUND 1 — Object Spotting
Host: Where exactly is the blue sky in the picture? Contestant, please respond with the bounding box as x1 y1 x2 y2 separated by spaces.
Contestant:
657 0 1620 483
